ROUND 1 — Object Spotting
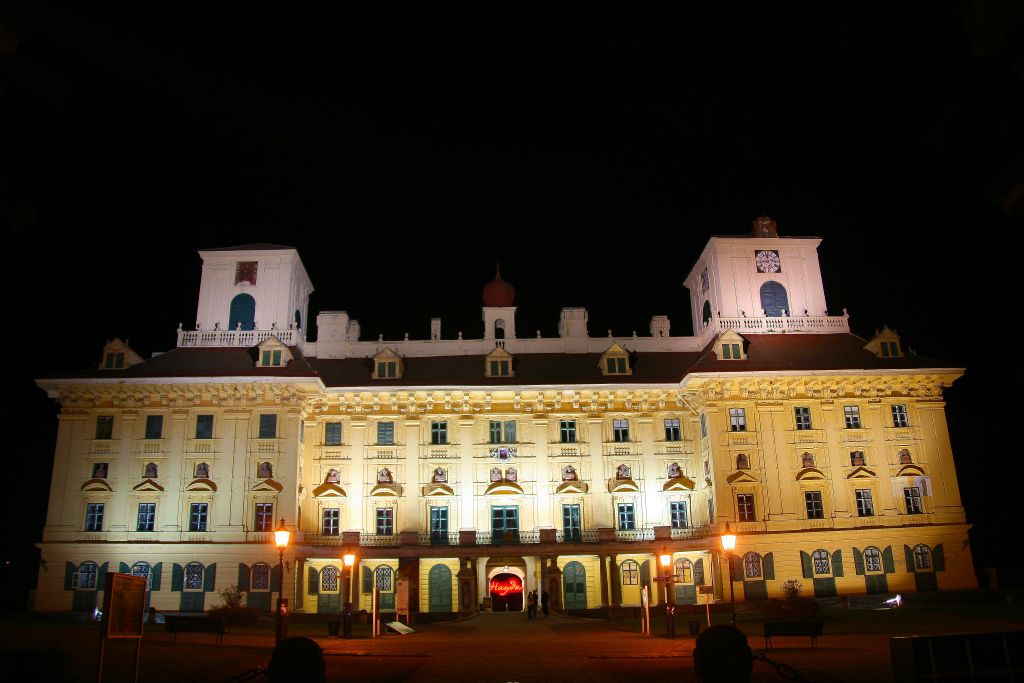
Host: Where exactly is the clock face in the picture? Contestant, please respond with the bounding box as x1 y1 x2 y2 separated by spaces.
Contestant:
755 250 781 273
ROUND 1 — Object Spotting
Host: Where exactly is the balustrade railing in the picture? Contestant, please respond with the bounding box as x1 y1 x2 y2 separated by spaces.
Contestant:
177 327 300 347
359 533 401 547
615 527 656 542
417 532 461 546
670 525 711 540
699 313 850 343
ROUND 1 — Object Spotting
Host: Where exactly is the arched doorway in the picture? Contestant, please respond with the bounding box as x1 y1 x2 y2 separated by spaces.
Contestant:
428 564 452 613
488 572 524 612
759 281 789 317
563 561 587 609
229 294 256 331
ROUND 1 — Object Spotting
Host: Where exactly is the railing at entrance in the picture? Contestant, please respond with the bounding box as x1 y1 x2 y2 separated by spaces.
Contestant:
417 532 461 546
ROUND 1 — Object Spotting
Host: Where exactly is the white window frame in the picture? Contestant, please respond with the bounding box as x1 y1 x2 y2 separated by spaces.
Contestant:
844 406 862 429
729 408 747 432
891 404 909 428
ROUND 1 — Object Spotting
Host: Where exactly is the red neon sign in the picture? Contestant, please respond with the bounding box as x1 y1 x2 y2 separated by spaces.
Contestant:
488 577 523 596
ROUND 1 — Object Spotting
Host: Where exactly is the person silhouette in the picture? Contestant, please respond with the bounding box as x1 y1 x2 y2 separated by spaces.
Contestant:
267 636 325 682
692 625 753 683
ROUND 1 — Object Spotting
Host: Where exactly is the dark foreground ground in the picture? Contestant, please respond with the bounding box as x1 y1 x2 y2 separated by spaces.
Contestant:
2 591 1023 682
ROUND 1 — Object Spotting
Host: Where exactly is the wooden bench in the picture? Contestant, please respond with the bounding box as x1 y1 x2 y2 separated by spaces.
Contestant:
164 615 225 643
763 621 823 648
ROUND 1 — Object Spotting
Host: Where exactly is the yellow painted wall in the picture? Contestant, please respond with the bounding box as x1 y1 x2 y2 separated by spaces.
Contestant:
418 558 461 613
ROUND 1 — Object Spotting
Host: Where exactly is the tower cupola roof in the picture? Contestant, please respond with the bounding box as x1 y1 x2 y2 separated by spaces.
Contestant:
483 266 516 307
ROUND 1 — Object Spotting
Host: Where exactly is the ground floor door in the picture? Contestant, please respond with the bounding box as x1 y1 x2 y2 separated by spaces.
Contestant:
318 593 341 613
180 592 205 612
914 572 938 592
428 564 452 612
743 580 768 601
563 562 587 609
71 590 96 612
812 578 837 598
489 572 523 611
865 574 888 594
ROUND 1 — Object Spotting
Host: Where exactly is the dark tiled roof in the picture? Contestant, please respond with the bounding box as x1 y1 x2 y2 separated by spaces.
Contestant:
200 243 297 251
38 335 956 386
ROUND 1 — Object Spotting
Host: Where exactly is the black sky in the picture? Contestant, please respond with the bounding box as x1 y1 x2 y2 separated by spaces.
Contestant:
3 4 1022 600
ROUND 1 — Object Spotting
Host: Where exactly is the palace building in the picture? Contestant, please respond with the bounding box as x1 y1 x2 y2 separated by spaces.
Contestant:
34 217 975 618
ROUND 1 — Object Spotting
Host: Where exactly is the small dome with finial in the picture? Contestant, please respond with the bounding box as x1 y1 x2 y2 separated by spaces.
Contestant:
483 265 516 307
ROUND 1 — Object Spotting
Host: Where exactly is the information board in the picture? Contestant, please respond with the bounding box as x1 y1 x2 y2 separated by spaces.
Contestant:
102 573 147 639
396 579 410 617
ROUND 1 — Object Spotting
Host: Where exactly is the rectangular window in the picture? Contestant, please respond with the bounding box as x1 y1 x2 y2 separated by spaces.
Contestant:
377 361 397 378
844 406 862 429
562 504 581 541
144 415 163 439
189 502 208 532
104 351 125 369
504 420 516 444
664 418 681 441
729 408 747 432
891 404 909 428
321 508 340 536
325 423 342 446
736 493 756 522
560 420 577 444
431 421 448 445
490 360 510 376
377 421 395 445
612 419 630 442
617 503 636 530
804 491 824 519
137 503 155 531
85 503 104 531
700 413 707 438
904 487 923 515
490 420 516 443
376 508 394 536
489 420 502 444
254 502 274 532
195 415 214 439
259 414 277 439
261 349 283 366
606 357 627 373
95 416 114 440
794 407 812 430
430 506 448 539
670 501 689 529
855 489 874 517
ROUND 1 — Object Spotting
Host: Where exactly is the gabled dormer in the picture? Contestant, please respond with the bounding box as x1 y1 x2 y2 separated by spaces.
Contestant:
100 339 144 370
864 326 904 358
713 330 748 361
372 348 403 379
256 336 294 368
485 346 514 378
599 342 632 376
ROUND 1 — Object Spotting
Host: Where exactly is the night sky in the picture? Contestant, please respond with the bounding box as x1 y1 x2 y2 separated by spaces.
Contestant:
3 5 1022 603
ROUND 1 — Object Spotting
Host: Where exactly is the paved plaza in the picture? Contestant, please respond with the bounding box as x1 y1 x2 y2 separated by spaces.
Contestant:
2 597 1023 682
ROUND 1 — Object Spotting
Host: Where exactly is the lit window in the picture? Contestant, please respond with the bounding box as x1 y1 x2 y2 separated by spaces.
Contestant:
913 544 932 570
137 503 156 531
805 491 824 519
670 501 688 529
737 493 756 522
560 420 577 444
612 419 630 442
375 565 393 592
729 408 746 432
892 404 909 428
85 503 104 531
794 407 812 430
904 487 923 515
189 502 209 532
621 559 640 585
431 421 448 445
251 563 271 591
617 503 635 530
812 549 831 575
195 415 214 439
855 489 874 517
377 422 395 446
259 414 277 439
185 562 204 590
675 558 693 583
325 423 342 446
131 562 151 586
664 418 681 441
376 508 394 536
844 406 862 429
75 562 98 589
95 416 114 440
254 503 274 532
743 553 763 579
144 415 163 439
864 547 882 572
321 566 339 592
321 508 340 536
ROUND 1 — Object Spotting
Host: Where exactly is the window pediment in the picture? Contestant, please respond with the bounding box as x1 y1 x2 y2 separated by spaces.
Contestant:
81 478 113 492
485 479 524 495
422 483 455 497
726 470 759 484
896 464 926 477
846 466 877 479
555 481 589 494
713 330 748 361
252 478 284 492
608 477 640 493
255 336 294 368
599 343 632 376
186 478 217 492
372 348 404 379
369 482 402 497
132 479 164 492
312 482 346 498
663 475 696 492
795 467 827 481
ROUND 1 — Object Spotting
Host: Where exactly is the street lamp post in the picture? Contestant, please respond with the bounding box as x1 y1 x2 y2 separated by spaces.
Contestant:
659 551 675 638
342 553 355 638
720 522 737 628
274 518 291 644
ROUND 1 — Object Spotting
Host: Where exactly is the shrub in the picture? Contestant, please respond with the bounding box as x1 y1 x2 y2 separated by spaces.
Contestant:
760 579 821 622
208 585 261 625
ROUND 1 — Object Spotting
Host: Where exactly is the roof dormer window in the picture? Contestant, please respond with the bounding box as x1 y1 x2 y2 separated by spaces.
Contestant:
372 348 404 379
255 336 294 368
599 343 632 376
99 338 143 371
104 351 125 369
864 326 905 359
712 330 748 360
261 349 283 367
485 346 515 378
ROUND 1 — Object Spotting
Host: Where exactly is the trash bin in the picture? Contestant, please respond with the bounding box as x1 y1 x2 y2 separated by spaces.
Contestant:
327 618 341 636
688 620 701 636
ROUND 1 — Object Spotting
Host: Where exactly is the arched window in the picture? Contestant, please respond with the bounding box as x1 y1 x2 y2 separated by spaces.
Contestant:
702 300 713 327
184 562 204 590
294 309 302 330
812 550 831 575
130 562 151 587
759 281 789 317
736 454 750 470
320 566 339 592
375 566 394 592
674 558 693 584
229 293 256 331
914 544 932 570
743 552 763 579
621 560 640 585
494 319 506 340
801 453 815 468
76 561 98 589
252 562 271 591
864 547 882 573
899 449 913 464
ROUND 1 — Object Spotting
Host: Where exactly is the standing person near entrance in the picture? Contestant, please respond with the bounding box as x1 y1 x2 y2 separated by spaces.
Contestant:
527 590 536 619
541 590 549 617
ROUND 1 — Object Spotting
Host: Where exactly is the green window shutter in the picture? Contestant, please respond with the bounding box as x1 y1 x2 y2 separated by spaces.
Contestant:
98 562 109 590
119 562 130 574
204 564 217 592
64 562 76 590
307 567 318 596
722 344 731 360
261 350 271 366
172 564 184 592
151 563 163 591
904 545 915 573
272 350 281 366
763 553 775 580
271 564 281 592
238 563 250 591
853 548 865 576
933 544 945 572
694 559 706 586
800 551 812 578
832 550 844 577
882 547 895 574
362 566 372 593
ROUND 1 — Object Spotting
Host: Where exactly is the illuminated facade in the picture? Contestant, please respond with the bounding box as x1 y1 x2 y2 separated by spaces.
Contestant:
34 219 975 617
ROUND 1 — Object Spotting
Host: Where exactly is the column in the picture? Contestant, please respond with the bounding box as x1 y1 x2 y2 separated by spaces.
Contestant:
458 416 476 531
109 414 137 532
609 554 622 607
347 419 367 533
400 419 421 532
533 416 552 529
586 417 612 528
398 556 420 624
598 554 610 607
525 554 536 593
224 410 248 534
458 557 477 616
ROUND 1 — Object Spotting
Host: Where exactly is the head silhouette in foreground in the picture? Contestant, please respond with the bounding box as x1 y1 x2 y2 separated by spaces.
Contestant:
693 625 754 683
268 636 325 682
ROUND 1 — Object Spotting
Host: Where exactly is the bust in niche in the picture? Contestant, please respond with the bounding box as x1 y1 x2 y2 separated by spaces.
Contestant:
195 462 210 479
378 468 393 484
667 462 682 479
736 454 750 470
258 461 273 478
92 462 108 479
898 449 912 464
326 469 340 484
505 467 517 482
801 453 815 469
561 465 577 481
432 467 447 483
616 464 631 480
144 462 158 478
850 451 865 467
490 467 502 482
